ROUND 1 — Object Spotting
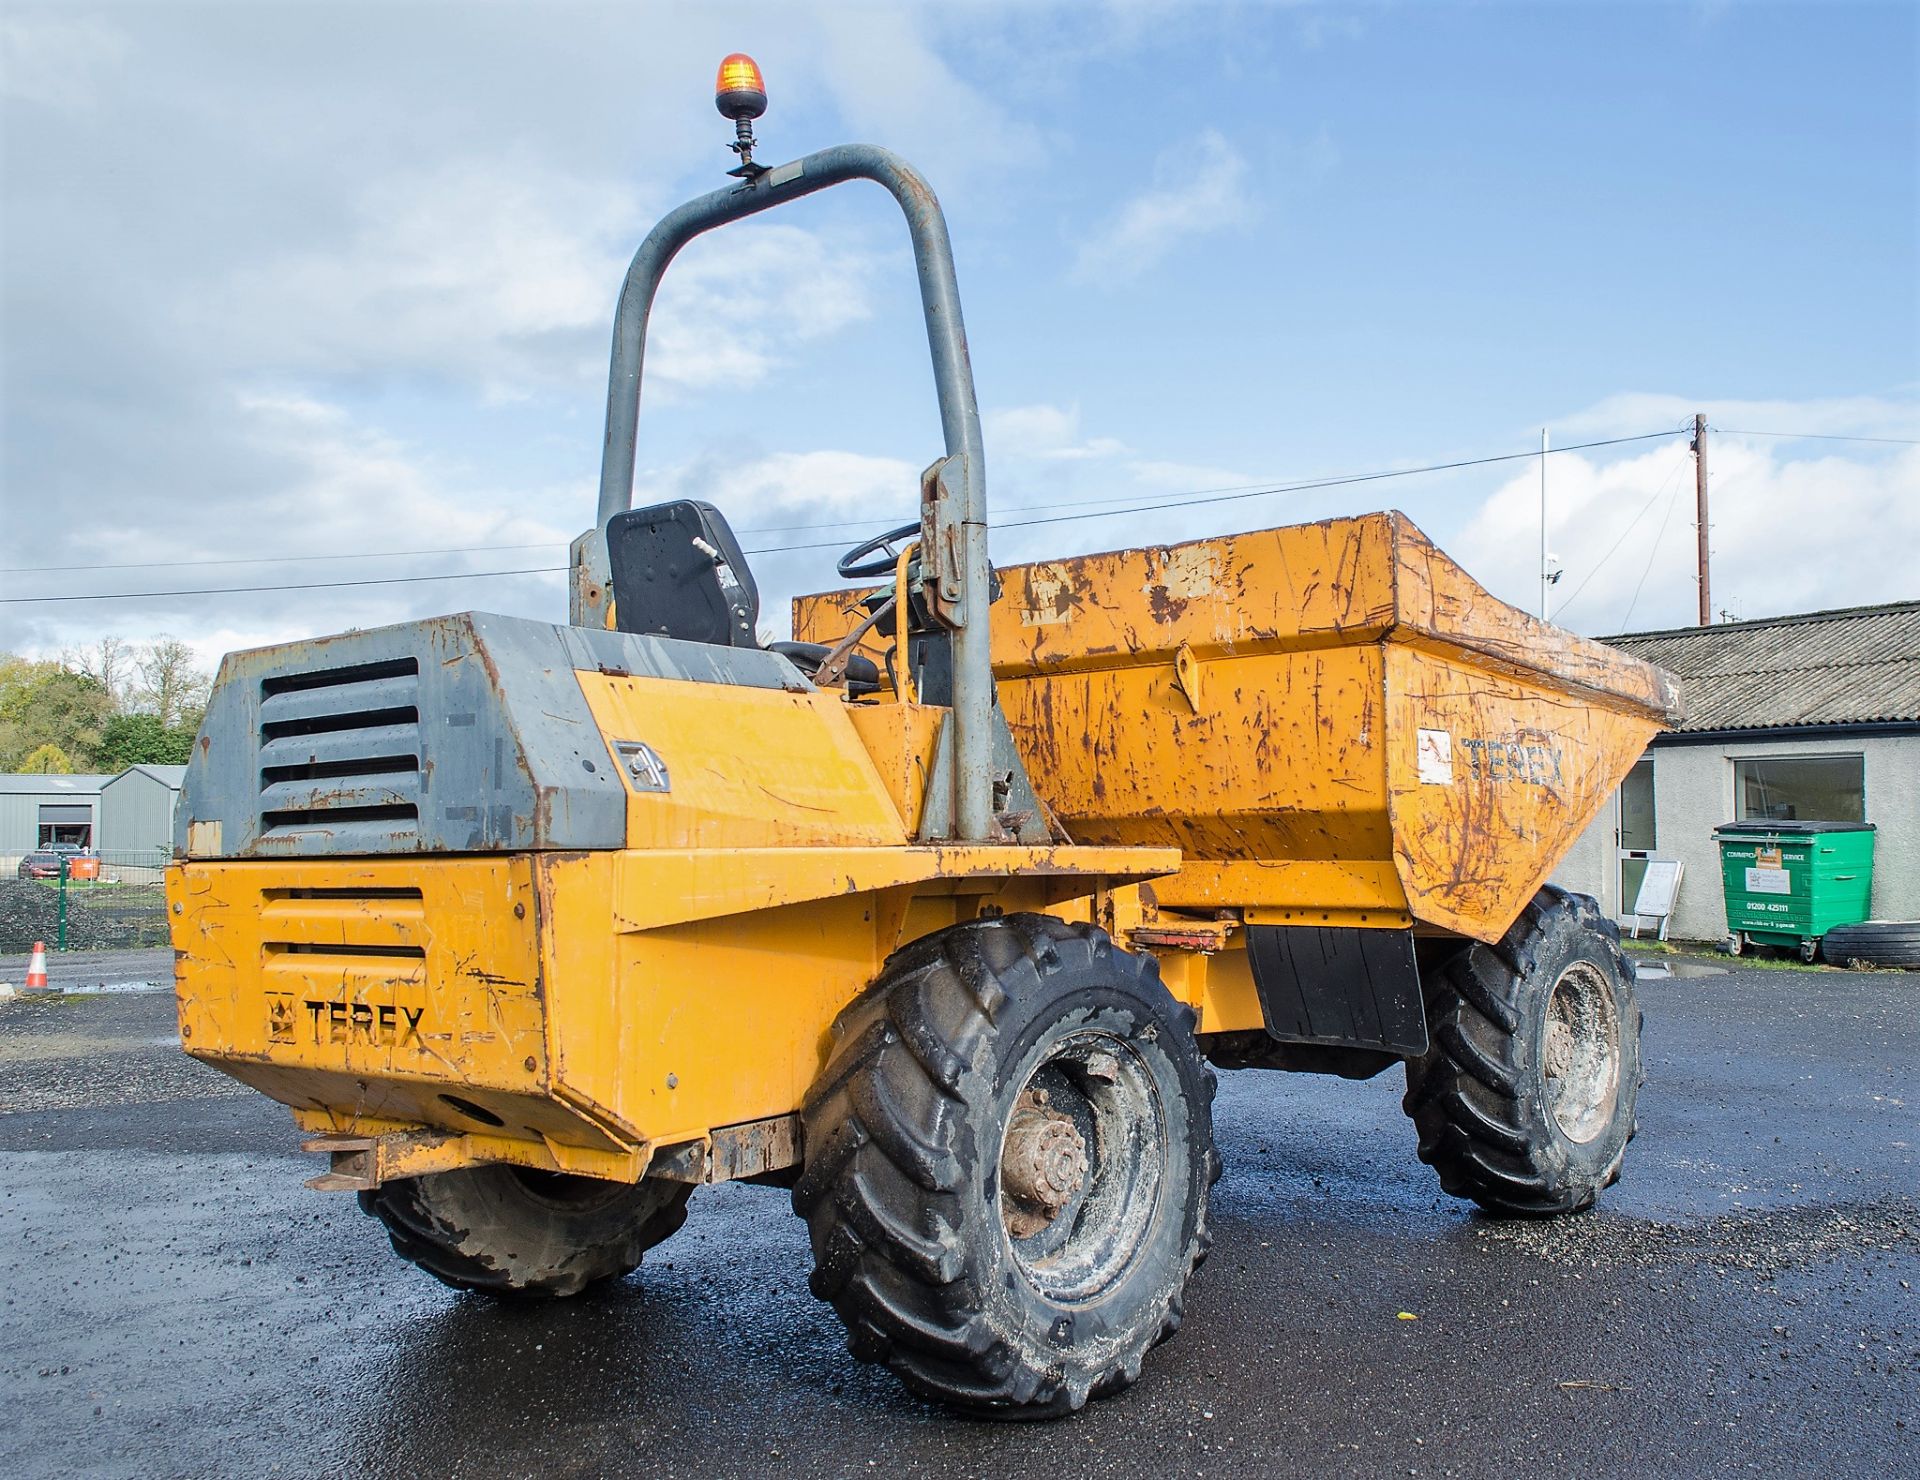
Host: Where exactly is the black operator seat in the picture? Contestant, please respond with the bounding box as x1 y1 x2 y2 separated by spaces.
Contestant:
604 499 880 693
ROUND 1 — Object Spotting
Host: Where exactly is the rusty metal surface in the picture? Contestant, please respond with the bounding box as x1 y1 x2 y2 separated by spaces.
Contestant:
649 1115 803 1185
796 511 1677 942
179 611 810 859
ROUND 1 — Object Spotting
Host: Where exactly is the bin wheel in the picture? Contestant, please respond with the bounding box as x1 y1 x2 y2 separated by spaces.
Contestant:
359 1165 692 1297
1723 933 1744 957
794 912 1219 1417
1403 887 1642 1217
1799 939 1819 964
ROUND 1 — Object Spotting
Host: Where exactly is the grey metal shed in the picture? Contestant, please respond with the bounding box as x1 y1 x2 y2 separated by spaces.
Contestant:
0 774 110 855
99 765 188 856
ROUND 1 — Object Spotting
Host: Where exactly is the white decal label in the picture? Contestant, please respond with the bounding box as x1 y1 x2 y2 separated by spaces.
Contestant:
1745 866 1791 895
1416 729 1453 785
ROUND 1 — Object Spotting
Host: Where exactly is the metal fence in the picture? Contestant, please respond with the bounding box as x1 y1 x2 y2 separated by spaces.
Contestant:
0 850 172 954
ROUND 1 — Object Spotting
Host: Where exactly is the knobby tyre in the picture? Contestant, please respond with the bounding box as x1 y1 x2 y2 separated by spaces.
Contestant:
794 913 1220 1417
359 1165 693 1297
1403 887 1642 1216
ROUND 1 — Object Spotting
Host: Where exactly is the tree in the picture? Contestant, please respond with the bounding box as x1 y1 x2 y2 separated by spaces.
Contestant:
18 743 75 774
0 659 114 771
65 636 136 710
96 712 196 768
134 637 212 732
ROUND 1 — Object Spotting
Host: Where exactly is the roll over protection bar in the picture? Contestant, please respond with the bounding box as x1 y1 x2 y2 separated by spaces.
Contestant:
577 144 997 843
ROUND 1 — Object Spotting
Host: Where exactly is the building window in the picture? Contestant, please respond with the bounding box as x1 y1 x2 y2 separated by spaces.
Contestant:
1733 754 1865 823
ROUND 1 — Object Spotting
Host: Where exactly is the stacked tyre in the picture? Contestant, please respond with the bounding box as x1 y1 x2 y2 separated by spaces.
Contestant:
1820 921 1920 969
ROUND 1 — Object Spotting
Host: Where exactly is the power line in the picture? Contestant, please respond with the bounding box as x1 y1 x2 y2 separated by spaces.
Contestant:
6 430 1685 581
0 428 1685 605
739 430 1686 557
0 542 565 576
1715 428 1920 446
995 430 1682 536
1549 443 1695 622
1 566 566 605
1618 477 1688 633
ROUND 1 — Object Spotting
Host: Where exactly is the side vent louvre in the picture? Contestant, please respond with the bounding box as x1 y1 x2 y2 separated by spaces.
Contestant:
257 657 423 843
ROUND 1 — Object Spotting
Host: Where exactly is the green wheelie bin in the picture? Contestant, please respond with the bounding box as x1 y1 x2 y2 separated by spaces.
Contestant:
1713 820 1876 961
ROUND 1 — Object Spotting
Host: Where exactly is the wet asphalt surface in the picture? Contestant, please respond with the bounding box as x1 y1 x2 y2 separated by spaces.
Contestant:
1 951 1914 1478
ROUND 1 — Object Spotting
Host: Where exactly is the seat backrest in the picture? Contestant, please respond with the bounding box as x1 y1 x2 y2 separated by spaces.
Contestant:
606 500 760 647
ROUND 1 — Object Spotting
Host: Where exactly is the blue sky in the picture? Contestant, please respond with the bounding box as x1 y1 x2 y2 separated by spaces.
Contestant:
2 1 1914 663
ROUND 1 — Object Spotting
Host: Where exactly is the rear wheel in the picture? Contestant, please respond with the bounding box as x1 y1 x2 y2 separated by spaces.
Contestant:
359 1165 692 1297
794 913 1218 1417
1403 887 1642 1216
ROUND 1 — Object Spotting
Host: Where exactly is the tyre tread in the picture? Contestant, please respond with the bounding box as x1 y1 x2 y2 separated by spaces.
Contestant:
1401 887 1641 1217
795 913 1214 1415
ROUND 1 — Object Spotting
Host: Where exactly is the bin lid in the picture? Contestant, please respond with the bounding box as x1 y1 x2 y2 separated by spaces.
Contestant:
1713 820 1875 836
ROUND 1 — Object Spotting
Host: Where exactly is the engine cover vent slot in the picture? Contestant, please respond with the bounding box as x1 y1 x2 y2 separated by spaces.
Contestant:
257 657 422 842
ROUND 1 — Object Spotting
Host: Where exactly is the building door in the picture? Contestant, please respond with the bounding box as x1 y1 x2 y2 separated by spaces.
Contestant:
1617 755 1655 918
37 805 93 849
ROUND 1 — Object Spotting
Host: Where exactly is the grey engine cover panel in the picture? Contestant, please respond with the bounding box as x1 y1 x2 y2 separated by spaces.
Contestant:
177 611 809 858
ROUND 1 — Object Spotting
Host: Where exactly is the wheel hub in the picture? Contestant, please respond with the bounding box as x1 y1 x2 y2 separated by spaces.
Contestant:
1001 1090 1090 1237
994 1032 1168 1302
1542 960 1622 1144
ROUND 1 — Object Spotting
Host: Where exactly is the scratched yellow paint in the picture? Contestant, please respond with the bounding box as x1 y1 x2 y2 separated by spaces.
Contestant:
797 510 1676 945
168 839 1178 1162
576 670 908 847
538 853 890 1147
165 856 625 1145
1383 643 1662 939
171 507 1676 1187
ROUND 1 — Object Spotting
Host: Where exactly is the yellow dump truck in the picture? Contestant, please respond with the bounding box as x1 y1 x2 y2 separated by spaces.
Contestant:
168 58 1679 1417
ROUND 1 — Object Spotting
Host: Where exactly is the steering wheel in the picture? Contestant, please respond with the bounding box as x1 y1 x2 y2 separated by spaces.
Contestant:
837 521 922 580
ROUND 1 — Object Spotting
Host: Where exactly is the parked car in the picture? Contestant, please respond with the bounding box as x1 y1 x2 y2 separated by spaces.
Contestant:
16 844 88 880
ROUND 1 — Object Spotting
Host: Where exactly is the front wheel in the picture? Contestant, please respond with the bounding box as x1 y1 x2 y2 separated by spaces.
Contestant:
794 913 1218 1417
1403 887 1642 1216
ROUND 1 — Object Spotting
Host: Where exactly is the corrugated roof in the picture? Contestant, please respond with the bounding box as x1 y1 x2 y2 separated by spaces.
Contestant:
1602 600 1920 733
103 764 188 789
0 774 110 795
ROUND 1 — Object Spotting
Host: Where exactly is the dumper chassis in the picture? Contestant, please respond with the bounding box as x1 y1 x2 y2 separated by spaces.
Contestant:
169 59 1678 1417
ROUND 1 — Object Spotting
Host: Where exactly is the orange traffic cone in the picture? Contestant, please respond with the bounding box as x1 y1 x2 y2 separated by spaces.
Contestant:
24 940 49 990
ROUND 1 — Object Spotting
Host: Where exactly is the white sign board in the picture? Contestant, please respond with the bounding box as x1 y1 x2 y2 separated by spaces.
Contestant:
1632 858 1683 920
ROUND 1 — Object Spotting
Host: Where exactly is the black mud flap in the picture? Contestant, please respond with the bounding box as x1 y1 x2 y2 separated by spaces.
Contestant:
1244 926 1428 1057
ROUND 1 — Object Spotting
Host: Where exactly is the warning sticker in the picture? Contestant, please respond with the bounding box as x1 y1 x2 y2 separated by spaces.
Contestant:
1416 729 1453 785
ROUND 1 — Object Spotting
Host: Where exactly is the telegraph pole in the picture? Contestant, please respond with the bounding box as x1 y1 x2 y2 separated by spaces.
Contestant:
1692 413 1710 625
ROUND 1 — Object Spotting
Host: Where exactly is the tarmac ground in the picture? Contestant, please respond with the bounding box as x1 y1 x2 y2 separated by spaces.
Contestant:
1 947 1914 1477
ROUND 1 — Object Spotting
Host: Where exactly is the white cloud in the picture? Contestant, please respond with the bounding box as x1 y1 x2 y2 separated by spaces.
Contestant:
646 448 920 526
1451 396 1920 635
811 5 1044 188
203 155 883 400
1073 129 1249 284
985 403 1129 461
7 389 575 661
